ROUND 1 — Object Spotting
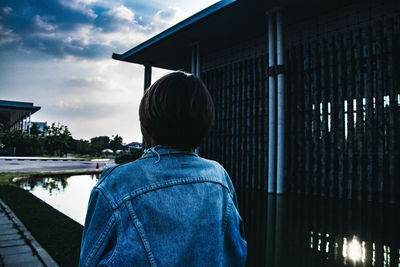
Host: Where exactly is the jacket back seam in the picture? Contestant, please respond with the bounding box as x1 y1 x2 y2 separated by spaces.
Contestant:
104 210 121 266
84 214 116 266
124 201 157 267
110 178 230 209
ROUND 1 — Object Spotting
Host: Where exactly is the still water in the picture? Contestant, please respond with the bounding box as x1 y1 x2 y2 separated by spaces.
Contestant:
17 174 100 225
17 175 400 266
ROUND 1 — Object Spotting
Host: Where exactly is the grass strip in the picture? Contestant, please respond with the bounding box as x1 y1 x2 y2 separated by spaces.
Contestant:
0 171 100 266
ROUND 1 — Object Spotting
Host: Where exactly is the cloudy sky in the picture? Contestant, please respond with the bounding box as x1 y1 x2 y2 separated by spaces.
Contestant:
0 0 218 143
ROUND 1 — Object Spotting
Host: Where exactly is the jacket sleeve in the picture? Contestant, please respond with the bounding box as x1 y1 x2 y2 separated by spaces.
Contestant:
79 187 118 267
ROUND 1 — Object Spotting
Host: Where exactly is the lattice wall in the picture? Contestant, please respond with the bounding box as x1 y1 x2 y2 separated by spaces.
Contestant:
199 0 400 202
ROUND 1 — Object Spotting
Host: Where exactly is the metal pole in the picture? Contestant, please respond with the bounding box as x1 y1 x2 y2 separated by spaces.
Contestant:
143 65 152 149
276 10 285 194
191 45 196 75
144 65 152 90
196 44 200 78
268 12 276 193
191 43 201 153
28 112 31 133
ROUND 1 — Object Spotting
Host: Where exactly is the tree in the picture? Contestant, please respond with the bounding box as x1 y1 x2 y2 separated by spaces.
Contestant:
109 135 123 152
29 123 42 136
90 136 110 153
69 139 92 155
44 123 72 156
0 129 44 156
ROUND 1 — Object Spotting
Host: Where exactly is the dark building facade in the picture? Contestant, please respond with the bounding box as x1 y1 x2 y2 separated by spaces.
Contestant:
0 100 41 131
114 0 400 203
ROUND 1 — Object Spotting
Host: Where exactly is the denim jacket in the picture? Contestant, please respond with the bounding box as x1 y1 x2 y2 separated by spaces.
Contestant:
79 146 247 266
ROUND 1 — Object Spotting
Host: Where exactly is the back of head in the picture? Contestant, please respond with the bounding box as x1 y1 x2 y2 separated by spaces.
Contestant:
139 71 214 150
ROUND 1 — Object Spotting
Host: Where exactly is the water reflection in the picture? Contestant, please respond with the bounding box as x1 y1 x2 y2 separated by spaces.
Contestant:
15 175 400 265
236 190 400 267
17 174 100 225
21 175 70 194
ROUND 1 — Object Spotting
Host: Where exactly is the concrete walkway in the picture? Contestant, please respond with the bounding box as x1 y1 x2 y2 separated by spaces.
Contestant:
0 200 58 267
0 157 113 173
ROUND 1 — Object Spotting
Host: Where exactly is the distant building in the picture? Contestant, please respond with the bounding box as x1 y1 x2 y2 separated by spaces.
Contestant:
126 142 142 150
0 100 41 132
29 121 47 135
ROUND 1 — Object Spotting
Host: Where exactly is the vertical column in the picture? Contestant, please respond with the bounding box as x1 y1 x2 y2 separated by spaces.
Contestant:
251 59 257 190
288 48 297 193
191 43 201 77
244 60 250 189
196 44 200 78
233 63 240 187
328 36 337 198
344 31 355 200
267 12 276 193
144 65 152 90
257 56 265 191
255 57 262 191
232 64 238 187
28 112 32 133
364 25 374 201
385 18 396 204
191 45 196 74
296 44 305 194
336 33 345 199
142 64 152 149
320 38 328 197
375 21 385 202
311 41 320 196
191 43 201 154
303 43 312 196
238 62 244 189
354 28 364 201
276 9 285 194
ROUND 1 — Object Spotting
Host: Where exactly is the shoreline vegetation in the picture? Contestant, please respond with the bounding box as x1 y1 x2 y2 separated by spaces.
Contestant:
0 170 103 266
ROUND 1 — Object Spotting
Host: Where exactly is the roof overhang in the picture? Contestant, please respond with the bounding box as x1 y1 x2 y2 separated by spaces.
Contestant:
0 100 41 112
112 0 362 70
112 0 255 70
0 100 41 129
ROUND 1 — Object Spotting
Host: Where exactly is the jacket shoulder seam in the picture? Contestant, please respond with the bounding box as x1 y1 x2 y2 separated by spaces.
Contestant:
84 212 117 266
115 177 229 209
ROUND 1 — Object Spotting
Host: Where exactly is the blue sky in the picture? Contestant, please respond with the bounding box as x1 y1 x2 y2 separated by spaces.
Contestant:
0 0 218 143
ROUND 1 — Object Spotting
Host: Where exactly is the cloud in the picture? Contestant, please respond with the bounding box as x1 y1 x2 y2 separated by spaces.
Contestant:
66 78 92 87
153 7 183 28
0 0 220 142
107 6 135 22
154 7 179 21
34 15 58 31
94 5 138 33
0 24 20 45
1 6 12 15
0 0 194 61
0 57 145 141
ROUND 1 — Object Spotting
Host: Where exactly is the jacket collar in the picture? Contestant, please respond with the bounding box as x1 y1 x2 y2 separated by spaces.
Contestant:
141 145 197 159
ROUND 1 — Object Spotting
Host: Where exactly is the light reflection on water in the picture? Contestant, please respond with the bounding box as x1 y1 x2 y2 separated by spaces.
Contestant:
15 176 400 266
17 174 100 225
237 190 400 267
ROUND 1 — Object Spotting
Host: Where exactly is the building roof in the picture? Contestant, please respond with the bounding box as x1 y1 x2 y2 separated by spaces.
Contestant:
112 0 265 70
0 100 41 130
0 100 41 112
112 0 359 70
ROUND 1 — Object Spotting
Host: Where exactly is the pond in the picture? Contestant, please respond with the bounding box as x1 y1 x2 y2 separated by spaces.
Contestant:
16 175 400 266
17 174 100 225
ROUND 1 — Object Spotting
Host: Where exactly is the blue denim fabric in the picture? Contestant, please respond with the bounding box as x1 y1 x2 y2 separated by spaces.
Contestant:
80 145 247 266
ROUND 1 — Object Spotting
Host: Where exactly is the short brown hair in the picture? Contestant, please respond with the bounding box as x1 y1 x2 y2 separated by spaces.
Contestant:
139 71 214 149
